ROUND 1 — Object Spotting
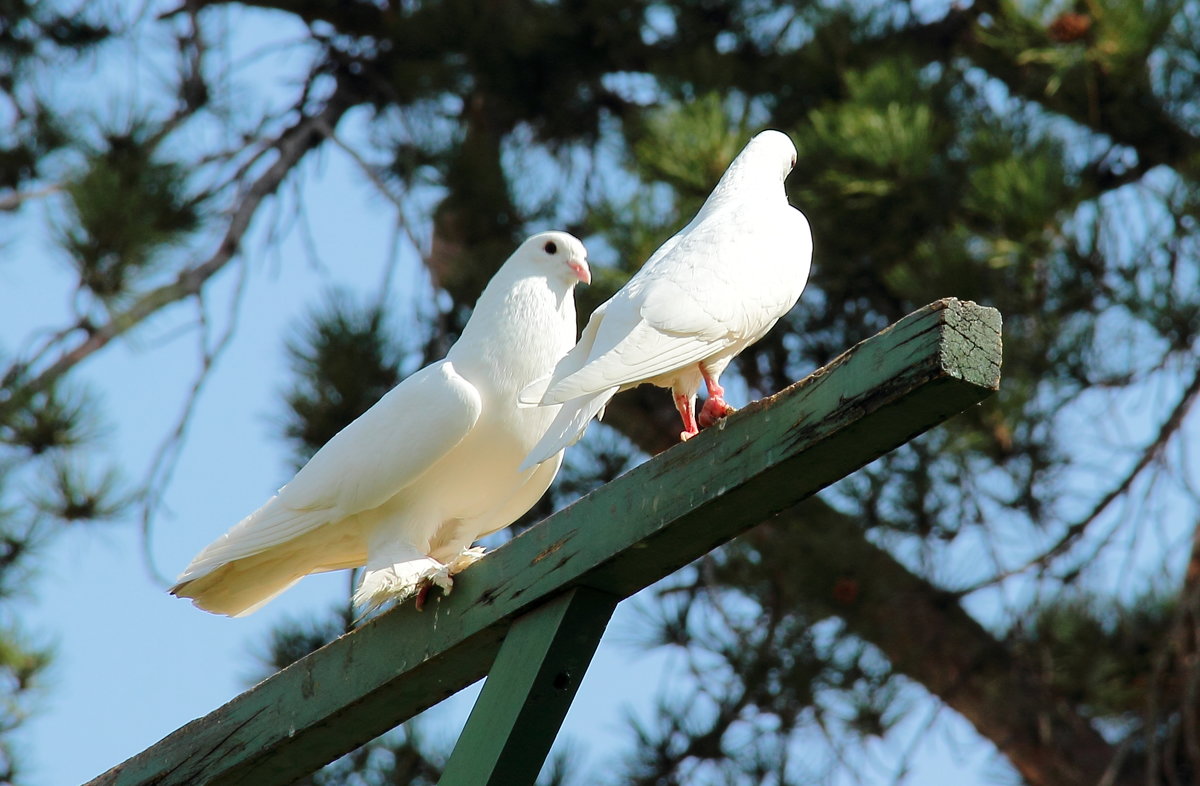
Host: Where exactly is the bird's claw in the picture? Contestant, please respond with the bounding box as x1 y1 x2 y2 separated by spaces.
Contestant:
697 397 736 429
413 582 433 612
412 547 488 611
413 565 453 612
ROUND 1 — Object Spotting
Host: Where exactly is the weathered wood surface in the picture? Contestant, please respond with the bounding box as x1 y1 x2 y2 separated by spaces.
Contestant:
89 297 1002 786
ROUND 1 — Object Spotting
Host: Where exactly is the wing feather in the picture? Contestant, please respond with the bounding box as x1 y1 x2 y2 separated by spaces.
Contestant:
175 360 482 579
544 320 733 401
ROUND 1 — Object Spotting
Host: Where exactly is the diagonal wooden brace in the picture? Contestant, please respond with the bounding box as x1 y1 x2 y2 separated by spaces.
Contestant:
439 587 619 785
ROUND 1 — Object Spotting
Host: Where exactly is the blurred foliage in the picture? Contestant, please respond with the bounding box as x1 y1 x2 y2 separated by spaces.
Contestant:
0 374 123 778
1012 593 1172 719
280 294 408 467
59 130 204 302
0 0 107 194
2 0 1200 783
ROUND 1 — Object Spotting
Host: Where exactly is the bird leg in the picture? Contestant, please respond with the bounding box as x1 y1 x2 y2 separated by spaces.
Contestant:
674 392 700 441
413 546 488 611
413 582 435 612
697 369 735 429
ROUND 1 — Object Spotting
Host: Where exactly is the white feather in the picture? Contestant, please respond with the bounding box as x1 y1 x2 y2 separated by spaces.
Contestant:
171 231 591 616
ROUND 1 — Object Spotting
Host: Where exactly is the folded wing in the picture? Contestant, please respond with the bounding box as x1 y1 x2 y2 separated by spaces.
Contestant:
174 360 483 582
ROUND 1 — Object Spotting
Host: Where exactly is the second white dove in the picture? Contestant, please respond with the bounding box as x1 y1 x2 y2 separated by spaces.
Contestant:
521 129 812 468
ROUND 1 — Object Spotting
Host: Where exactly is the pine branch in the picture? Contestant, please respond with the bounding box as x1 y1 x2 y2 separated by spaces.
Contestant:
953 6 1200 178
0 182 62 211
750 1 1194 190
0 76 358 422
838 2 1197 184
958 362 1200 595
753 497 1131 786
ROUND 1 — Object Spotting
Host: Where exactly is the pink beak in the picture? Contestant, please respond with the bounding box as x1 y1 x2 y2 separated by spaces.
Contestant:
569 258 591 285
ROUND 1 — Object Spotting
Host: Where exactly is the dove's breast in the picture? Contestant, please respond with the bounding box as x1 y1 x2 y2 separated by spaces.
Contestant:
381 282 573 527
373 389 560 529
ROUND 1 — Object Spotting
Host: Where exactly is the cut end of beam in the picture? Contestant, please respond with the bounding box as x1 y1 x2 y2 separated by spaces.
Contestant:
933 298 1003 391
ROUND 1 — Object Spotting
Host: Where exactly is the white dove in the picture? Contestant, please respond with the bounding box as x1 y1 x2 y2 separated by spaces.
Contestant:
171 231 591 616
520 130 811 470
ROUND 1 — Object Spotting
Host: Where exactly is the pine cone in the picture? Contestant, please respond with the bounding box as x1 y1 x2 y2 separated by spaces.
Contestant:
1048 12 1092 43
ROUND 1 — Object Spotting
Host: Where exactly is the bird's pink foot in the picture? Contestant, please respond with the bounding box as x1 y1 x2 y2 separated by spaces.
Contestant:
697 367 734 429
698 396 736 428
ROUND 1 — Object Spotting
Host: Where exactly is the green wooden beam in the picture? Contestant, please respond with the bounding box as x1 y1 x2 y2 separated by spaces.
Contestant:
88 298 1002 786
439 587 619 785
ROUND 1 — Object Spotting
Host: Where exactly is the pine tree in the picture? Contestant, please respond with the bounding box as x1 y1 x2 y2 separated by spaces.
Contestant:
3 1 1200 784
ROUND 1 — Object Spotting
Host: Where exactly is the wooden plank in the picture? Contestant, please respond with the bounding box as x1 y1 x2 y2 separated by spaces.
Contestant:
89 297 1001 786
438 587 619 785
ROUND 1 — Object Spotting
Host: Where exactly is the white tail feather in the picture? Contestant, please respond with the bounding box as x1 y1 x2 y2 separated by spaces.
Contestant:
517 374 553 407
519 387 617 472
170 522 365 617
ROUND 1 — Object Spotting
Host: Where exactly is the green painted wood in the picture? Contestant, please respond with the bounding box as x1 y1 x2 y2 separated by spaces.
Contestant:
88 297 1001 786
439 587 619 786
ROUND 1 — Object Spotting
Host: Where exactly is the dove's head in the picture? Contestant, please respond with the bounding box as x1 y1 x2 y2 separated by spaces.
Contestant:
746 129 798 182
710 130 798 201
520 230 591 286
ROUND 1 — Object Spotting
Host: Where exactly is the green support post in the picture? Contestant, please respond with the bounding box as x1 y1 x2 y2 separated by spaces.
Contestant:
439 587 619 785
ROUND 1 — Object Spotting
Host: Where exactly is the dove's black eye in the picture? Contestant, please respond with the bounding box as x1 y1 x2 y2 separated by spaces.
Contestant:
544 240 558 255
